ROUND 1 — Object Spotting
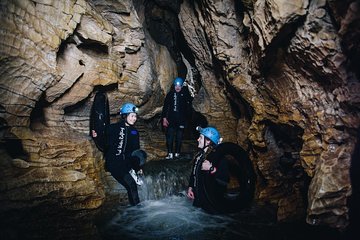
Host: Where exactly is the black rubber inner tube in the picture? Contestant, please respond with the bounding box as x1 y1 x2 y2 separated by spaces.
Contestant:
201 142 256 213
90 91 110 152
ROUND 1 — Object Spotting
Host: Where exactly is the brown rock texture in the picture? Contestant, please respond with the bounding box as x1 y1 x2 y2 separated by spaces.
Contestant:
177 0 359 229
0 0 359 234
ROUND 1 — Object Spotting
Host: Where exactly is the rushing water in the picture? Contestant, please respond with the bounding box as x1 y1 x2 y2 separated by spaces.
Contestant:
98 161 266 240
96 160 342 240
99 193 283 240
1 158 346 240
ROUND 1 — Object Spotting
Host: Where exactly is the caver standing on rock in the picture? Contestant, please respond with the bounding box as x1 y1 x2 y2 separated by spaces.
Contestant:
92 103 146 206
187 126 229 213
161 77 192 160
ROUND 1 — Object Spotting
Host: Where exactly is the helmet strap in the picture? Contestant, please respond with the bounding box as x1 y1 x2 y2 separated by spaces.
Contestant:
203 144 214 154
202 138 213 151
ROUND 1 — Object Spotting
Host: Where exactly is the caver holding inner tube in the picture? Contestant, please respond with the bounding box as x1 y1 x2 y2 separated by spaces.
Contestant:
91 101 147 206
187 126 227 213
187 126 255 213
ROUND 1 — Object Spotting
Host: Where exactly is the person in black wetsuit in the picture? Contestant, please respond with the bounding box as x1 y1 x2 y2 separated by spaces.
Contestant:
92 102 145 206
187 126 229 213
161 77 192 160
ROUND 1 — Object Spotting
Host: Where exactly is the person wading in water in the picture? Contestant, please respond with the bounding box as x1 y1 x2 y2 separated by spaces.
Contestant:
187 126 229 213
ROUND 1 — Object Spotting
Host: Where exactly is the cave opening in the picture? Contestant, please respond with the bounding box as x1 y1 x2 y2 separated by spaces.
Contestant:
264 121 304 176
77 40 109 55
2 136 29 160
262 14 307 79
93 84 119 94
264 120 310 207
56 32 109 65
56 36 68 63
30 92 48 130
265 121 304 154
144 0 201 89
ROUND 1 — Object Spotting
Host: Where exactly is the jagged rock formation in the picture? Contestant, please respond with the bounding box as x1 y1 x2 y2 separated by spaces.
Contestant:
0 0 359 236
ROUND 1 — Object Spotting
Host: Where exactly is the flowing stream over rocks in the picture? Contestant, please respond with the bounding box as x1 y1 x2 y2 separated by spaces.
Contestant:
95 160 342 240
0 158 348 240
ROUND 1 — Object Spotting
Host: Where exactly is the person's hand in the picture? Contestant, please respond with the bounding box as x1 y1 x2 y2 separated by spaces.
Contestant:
201 160 212 171
138 169 143 175
187 187 194 199
162 118 169 128
92 130 97 138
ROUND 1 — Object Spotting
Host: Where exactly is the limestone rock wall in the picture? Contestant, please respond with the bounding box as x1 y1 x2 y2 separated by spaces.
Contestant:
175 0 360 230
0 0 359 233
0 0 176 224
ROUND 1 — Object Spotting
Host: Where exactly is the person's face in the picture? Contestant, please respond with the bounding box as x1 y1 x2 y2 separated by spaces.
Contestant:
126 113 137 125
197 134 208 149
174 84 182 92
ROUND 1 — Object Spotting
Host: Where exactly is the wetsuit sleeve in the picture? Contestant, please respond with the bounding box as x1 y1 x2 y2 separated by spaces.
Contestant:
188 163 196 188
188 152 201 188
161 92 171 119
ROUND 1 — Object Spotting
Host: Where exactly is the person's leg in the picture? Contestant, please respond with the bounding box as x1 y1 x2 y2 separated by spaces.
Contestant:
113 172 140 206
166 126 175 159
175 127 184 157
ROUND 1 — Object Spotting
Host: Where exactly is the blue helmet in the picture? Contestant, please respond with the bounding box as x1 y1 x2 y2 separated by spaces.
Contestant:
173 77 184 87
196 126 222 145
120 103 138 115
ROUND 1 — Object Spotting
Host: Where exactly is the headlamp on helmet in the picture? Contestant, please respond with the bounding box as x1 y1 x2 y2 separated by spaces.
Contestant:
173 77 184 87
